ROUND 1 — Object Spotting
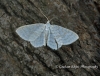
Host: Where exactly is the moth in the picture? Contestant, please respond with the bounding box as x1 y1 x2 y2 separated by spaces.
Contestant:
16 8 79 50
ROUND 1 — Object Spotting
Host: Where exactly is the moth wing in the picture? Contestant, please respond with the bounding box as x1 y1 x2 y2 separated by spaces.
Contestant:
50 25 79 46
16 23 45 41
30 29 46 47
47 30 58 50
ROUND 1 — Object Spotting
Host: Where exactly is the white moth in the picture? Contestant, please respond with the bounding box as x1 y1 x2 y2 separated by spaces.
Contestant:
16 9 79 50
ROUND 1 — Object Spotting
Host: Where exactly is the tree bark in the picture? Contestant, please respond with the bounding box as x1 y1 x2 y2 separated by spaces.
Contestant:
0 0 100 76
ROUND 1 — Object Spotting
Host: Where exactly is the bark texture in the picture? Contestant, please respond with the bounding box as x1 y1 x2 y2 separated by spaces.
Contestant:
0 0 100 76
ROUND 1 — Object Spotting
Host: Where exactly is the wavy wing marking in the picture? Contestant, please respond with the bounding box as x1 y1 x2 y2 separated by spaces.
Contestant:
50 25 79 47
47 29 58 50
30 29 46 47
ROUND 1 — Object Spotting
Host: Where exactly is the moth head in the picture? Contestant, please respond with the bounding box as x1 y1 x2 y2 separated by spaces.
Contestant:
46 20 50 24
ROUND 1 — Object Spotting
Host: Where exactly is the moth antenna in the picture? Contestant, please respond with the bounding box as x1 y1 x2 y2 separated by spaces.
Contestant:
38 8 49 21
49 17 56 22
